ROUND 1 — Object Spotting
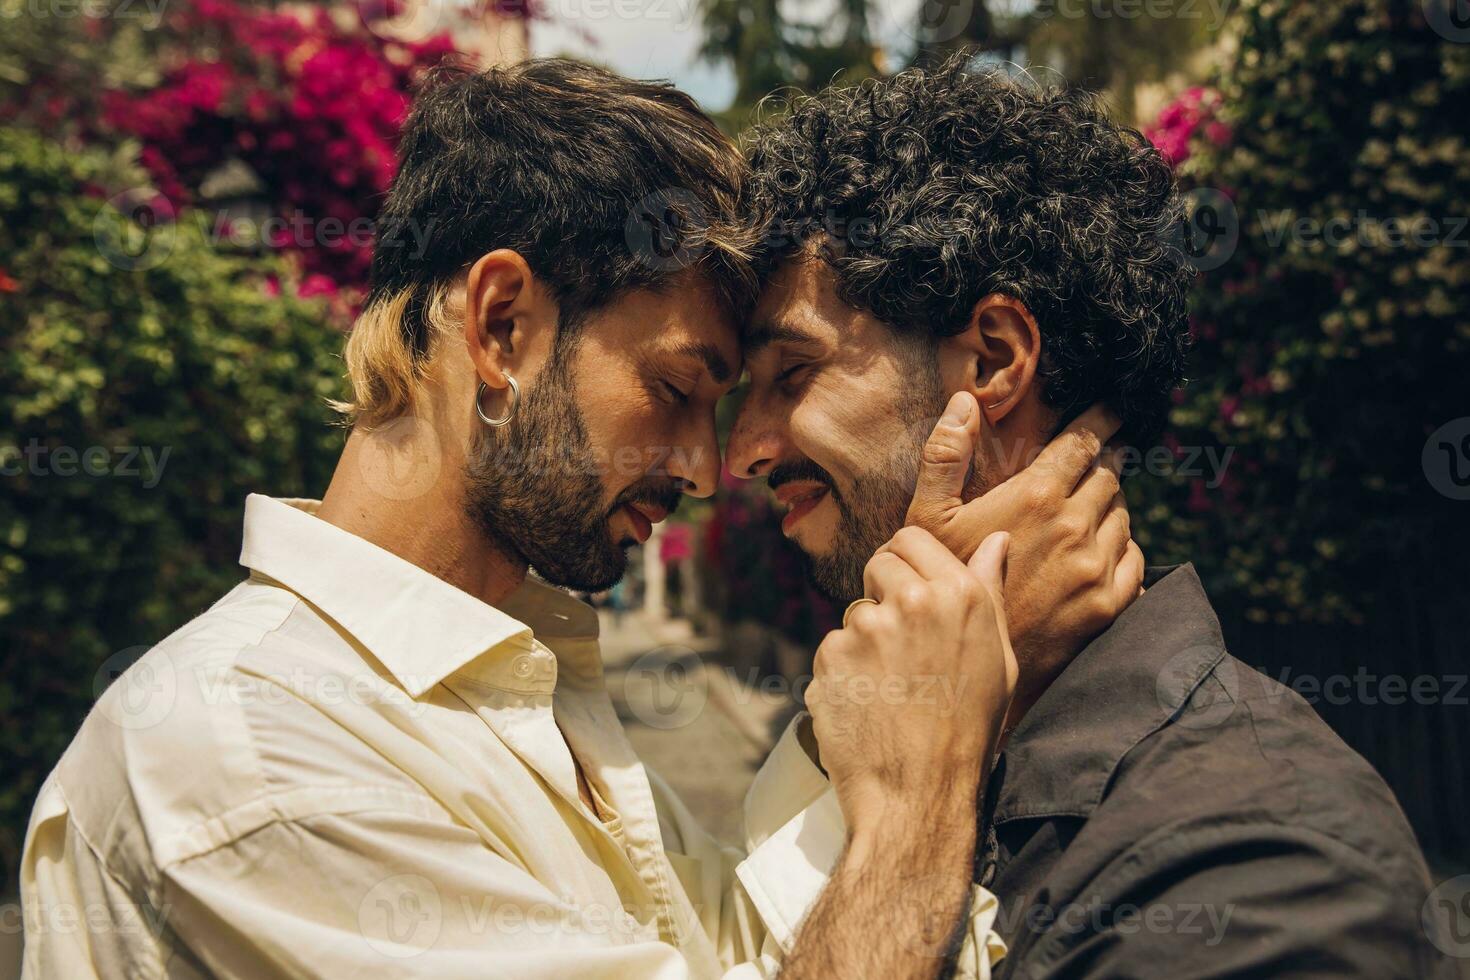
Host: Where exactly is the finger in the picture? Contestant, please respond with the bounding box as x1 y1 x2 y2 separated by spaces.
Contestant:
1114 538 1146 605
811 629 854 679
1030 403 1121 493
1074 463 1122 521
863 550 923 602
969 532 1016 676
882 525 967 580
967 530 1010 599
906 391 983 523
1099 492 1131 565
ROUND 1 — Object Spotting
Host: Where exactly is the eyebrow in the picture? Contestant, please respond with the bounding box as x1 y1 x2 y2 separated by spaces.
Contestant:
671 340 735 384
743 320 818 354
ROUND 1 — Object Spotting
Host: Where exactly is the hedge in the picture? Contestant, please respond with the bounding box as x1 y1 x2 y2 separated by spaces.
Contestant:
0 128 347 879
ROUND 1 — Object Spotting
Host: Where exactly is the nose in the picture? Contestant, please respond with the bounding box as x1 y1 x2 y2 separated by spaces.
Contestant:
726 400 784 480
666 416 722 499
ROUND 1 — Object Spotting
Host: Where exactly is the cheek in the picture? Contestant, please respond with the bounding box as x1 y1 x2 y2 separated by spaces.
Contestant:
790 374 916 479
579 389 680 484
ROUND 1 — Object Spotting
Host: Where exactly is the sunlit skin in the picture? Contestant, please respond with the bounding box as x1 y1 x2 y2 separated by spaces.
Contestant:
318 255 740 608
727 252 1054 580
553 280 740 545
725 255 942 568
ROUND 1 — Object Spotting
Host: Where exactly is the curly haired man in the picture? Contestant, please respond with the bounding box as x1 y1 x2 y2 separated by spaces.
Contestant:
729 55 1451 979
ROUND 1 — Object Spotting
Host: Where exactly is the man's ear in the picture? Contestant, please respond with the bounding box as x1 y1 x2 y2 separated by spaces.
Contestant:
462 249 551 389
936 293 1042 425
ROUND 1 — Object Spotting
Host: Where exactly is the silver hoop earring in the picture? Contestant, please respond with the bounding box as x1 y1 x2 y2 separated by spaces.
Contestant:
475 376 520 427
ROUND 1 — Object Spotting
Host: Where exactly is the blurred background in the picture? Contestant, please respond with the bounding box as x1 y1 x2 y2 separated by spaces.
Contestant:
2 0 1468 970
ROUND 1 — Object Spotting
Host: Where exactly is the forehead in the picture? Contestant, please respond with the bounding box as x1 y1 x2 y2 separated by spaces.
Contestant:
596 274 741 380
748 255 880 353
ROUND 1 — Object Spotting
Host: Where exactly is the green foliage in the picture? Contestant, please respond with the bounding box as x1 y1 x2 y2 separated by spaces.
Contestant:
0 0 166 131
1131 0 1470 623
0 127 346 877
697 0 880 130
1023 0 1216 117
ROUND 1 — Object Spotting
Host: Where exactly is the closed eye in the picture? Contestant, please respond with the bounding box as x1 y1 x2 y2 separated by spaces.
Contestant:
661 380 691 405
776 362 810 385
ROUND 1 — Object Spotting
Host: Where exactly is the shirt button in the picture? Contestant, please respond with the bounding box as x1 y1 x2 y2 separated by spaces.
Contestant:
512 657 534 679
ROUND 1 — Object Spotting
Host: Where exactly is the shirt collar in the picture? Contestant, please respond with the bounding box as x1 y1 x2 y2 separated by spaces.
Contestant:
237 494 598 698
991 563 1228 824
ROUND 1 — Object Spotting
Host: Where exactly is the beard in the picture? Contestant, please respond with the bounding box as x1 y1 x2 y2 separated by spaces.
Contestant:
784 353 951 603
463 342 682 593
776 458 912 604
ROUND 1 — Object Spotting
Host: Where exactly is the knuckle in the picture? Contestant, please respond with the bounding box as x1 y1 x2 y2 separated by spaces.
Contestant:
1075 431 1103 461
813 636 842 673
805 681 827 711
921 437 966 468
904 503 939 533
1061 514 1090 541
895 583 932 615
1089 592 1117 624
846 611 879 640
1079 554 1107 584
892 525 929 549
1023 482 1054 511
865 550 900 574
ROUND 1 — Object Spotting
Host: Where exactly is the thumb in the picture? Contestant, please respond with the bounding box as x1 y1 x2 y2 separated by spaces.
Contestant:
968 530 1010 597
908 391 983 521
969 530 1018 706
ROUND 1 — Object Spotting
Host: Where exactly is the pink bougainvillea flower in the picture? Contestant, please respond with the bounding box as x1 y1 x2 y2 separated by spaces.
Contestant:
1144 86 1224 168
297 274 338 299
89 0 464 301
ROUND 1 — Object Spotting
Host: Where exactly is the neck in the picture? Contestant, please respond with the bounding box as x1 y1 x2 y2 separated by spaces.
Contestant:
317 425 528 608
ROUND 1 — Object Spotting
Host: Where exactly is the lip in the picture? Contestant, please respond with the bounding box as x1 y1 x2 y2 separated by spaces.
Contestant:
620 502 668 544
774 482 829 535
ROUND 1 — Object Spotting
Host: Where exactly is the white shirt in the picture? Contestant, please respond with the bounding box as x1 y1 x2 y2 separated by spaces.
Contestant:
20 495 1002 978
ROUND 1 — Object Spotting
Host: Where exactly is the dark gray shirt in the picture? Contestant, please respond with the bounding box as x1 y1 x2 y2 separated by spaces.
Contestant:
980 564 1455 979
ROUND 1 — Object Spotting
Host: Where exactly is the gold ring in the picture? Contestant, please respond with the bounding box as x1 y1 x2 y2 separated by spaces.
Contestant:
842 597 879 628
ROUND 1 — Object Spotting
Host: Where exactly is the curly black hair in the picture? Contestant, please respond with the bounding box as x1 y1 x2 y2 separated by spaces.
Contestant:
745 55 1192 443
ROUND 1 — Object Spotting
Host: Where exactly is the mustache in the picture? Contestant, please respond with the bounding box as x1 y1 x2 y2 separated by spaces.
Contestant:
609 479 685 519
767 459 838 496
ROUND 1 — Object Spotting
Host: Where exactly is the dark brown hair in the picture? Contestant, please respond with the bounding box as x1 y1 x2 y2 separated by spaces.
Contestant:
343 58 758 426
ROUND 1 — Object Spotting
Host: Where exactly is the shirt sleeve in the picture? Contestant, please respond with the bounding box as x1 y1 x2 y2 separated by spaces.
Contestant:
21 776 177 980
654 715 1005 980
1002 820 1458 979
